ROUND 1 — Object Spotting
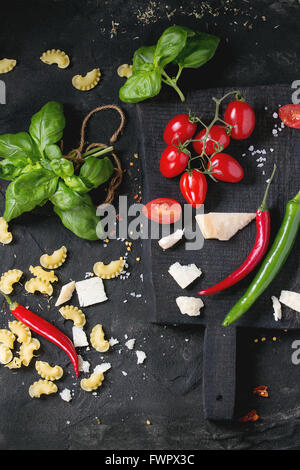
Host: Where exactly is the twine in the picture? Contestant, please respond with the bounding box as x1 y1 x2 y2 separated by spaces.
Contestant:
63 104 125 205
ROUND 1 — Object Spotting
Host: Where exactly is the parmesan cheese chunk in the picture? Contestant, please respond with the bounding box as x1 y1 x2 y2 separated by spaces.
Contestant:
72 326 89 347
125 338 136 350
176 296 204 317
168 262 202 289
55 281 75 307
271 295 282 321
195 212 256 241
279 290 300 313
60 388 72 402
158 229 184 250
94 363 111 374
136 350 147 364
75 277 107 307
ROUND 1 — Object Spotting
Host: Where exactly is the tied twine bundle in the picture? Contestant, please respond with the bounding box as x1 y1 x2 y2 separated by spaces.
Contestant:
62 104 125 205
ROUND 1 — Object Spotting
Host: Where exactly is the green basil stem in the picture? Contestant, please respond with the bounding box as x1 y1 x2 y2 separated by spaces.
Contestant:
161 70 185 102
68 145 114 160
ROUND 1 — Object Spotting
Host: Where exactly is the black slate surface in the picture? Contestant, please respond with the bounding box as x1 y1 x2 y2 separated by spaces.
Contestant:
0 0 300 450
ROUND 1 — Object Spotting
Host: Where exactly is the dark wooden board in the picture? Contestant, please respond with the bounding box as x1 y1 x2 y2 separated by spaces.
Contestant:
137 84 300 419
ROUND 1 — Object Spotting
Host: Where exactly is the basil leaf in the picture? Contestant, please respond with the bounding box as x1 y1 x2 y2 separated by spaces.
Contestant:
29 101 66 153
132 45 156 74
64 175 91 193
0 160 41 181
53 193 101 241
174 32 220 69
4 169 59 221
153 25 188 68
0 132 39 165
119 69 161 103
44 144 63 160
50 181 83 210
50 158 74 178
79 156 114 189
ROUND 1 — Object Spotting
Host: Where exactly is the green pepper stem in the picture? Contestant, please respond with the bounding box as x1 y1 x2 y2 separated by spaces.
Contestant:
259 164 277 211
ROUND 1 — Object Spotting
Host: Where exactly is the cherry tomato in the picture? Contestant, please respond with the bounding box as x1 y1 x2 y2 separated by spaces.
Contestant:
160 146 189 178
180 170 207 208
142 198 182 224
224 100 255 140
192 124 230 155
279 104 300 129
208 153 244 183
163 113 197 146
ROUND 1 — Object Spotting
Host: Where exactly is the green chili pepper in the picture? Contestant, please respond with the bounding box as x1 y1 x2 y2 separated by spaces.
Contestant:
222 190 300 327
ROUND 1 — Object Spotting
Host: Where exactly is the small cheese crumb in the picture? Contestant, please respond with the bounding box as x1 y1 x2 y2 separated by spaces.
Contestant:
60 388 72 402
271 295 282 321
78 354 90 373
125 339 136 350
72 326 89 347
109 337 119 347
136 350 147 364
94 363 111 374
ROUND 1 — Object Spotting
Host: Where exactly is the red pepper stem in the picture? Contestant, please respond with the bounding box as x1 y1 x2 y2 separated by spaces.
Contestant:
259 164 277 212
0 290 18 310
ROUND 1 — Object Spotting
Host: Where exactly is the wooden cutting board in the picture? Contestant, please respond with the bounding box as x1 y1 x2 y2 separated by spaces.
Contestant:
137 84 300 420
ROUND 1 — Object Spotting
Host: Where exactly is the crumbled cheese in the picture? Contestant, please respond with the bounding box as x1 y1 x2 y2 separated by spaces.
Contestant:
94 363 111 374
158 229 184 250
75 277 107 307
125 338 136 350
72 326 89 347
55 281 76 307
271 296 282 321
176 296 204 317
279 290 300 313
109 337 119 347
168 262 202 289
78 354 90 373
60 388 72 402
136 350 147 364
122 371 128 376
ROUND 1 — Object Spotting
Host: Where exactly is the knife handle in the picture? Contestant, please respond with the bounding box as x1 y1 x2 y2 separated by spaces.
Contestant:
203 325 237 420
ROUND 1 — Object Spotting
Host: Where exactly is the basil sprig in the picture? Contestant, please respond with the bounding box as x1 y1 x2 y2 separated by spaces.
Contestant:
0 102 114 240
119 25 220 103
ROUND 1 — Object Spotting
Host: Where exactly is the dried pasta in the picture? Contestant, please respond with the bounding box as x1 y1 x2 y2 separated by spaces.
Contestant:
0 217 13 244
29 265 58 284
0 58 16 74
117 64 132 78
40 49 70 69
80 371 104 392
0 329 15 349
90 324 110 353
59 305 86 328
29 379 58 398
40 246 67 269
93 257 125 279
0 344 13 364
0 269 23 294
5 357 22 369
9 321 31 344
35 360 63 381
72 68 101 91
19 338 40 366
25 277 53 296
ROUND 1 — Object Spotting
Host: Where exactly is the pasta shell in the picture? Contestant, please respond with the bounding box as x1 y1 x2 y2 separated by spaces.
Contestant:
117 64 133 78
35 360 63 381
40 49 70 69
90 324 110 353
25 278 53 296
0 269 23 294
9 321 31 344
0 58 17 74
72 68 101 91
29 265 58 284
93 257 125 279
19 338 40 366
5 357 22 369
40 246 67 269
0 217 13 244
0 344 13 364
0 329 15 349
59 305 86 328
80 371 104 392
29 379 58 398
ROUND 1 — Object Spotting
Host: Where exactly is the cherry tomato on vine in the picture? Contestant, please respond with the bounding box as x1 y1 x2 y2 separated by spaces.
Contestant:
142 198 182 224
160 146 189 178
192 124 230 155
180 170 207 208
224 100 255 140
278 104 300 129
208 153 244 183
163 113 197 146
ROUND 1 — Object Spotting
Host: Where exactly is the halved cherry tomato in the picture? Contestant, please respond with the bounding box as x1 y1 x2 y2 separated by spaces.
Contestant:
180 170 207 208
163 113 197 146
142 198 182 224
192 124 230 155
279 104 300 129
208 153 244 183
224 100 255 140
160 146 189 178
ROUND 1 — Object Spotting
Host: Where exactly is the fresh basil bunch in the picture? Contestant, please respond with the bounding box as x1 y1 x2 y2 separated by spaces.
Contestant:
119 25 220 103
0 102 114 240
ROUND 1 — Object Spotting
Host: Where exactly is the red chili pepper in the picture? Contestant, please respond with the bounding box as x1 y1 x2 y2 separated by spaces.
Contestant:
198 165 276 296
0 292 79 377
